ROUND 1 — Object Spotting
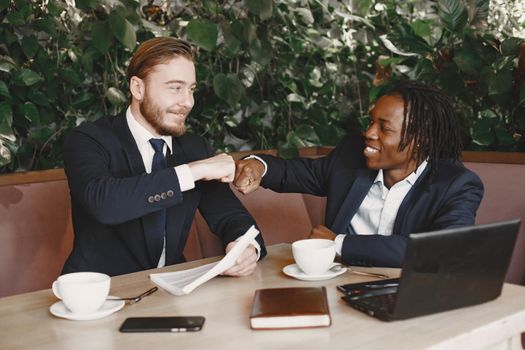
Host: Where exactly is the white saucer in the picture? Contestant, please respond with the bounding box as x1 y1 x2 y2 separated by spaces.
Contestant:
50 298 125 321
282 263 347 281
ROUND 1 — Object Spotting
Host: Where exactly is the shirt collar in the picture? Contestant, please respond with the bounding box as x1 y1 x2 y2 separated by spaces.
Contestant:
373 159 428 187
126 107 172 153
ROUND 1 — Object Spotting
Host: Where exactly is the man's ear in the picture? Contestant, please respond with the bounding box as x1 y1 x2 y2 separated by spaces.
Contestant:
129 76 145 102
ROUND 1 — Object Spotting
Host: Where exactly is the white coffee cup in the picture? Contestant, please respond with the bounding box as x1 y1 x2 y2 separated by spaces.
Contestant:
292 239 336 275
52 272 110 314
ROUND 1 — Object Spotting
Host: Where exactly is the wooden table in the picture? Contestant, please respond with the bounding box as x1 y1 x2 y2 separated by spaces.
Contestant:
1 244 525 350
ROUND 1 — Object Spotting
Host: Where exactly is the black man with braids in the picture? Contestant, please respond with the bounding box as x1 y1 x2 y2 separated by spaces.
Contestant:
233 81 484 267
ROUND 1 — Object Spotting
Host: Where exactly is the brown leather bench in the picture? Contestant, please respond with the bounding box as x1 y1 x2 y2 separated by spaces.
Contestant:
1 149 524 297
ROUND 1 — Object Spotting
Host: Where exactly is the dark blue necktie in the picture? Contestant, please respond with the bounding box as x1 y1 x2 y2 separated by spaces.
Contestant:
149 138 166 263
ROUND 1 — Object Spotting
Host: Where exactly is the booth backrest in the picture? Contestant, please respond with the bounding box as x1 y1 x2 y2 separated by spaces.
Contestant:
0 149 524 297
464 161 525 284
0 178 73 297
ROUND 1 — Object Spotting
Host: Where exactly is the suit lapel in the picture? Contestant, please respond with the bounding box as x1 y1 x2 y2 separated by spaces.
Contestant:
332 170 377 233
393 164 431 235
111 114 146 176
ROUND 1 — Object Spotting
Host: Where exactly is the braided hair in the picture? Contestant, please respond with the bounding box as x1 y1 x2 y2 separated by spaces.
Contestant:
386 81 462 176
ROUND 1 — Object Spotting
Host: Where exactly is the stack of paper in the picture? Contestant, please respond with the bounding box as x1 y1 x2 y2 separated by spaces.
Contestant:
150 225 259 296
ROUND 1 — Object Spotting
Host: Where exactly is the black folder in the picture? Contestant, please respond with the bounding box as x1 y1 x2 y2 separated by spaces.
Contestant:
339 219 521 321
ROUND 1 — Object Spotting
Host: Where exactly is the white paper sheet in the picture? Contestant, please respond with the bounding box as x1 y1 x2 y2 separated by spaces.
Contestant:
150 225 260 295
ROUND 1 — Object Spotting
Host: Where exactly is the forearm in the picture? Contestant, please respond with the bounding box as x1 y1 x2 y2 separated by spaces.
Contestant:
341 234 407 267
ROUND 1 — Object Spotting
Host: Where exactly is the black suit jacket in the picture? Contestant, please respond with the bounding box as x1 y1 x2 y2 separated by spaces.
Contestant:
62 114 266 276
257 135 484 267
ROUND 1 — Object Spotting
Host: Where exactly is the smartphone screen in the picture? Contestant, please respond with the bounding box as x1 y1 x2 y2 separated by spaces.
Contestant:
120 316 205 332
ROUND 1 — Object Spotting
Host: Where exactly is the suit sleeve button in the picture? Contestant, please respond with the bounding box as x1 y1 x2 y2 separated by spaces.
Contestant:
154 194 161 202
148 196 155 203
167 190 174 197
161 192 167 200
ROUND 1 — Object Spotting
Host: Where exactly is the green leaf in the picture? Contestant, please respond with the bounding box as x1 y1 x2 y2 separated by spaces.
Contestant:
414 58 435 80
35 16 58 37
231 19 256 44
0 0 9 11
494 125 516 146
47 0 64 16
501 38 523 57
472 118 494 146
0 55 17 73
295 8 314 25
0 101 13 127
75 0 98 11
487 69 512 96
20 102 39 123
221 22 241 56
0 80 9 98
105 87 127 106
27 90 51 107
5 9 26 25
72 92 96 109
213 73 244 108
353 0 373 17
438 0 468 32
468 0 489 25
21 35 39 59
277 142 299 159
249 38 272 66
453 48 482 76
11 69 44 86
244 0 273 20
410 20 431 41
29 126 55 145
109 11 136 51
92 21 113 54
187 19 218 51
378 57 406 66
316 123 342 146
295 124 320 144
60 68 82 86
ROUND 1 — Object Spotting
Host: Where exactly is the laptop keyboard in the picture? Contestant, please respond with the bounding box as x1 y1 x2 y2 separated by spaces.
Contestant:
357 293 397 314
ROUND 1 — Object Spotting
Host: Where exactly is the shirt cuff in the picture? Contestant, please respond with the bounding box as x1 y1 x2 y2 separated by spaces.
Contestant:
175 164 195 192
334 234 345 256
235 236 262 260
244 155 268 177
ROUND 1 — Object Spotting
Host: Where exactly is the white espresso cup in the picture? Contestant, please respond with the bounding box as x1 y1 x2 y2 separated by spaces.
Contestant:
292 239 336 275
52 272 110 314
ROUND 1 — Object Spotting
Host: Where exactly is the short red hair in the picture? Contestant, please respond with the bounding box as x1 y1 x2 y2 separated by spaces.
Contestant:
127 37 194 82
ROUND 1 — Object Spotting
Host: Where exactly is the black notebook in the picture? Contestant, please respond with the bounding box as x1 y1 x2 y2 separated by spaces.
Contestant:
339 219 520 321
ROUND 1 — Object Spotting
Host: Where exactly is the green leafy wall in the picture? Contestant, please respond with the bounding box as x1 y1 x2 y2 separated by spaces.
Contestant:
0 0 524 172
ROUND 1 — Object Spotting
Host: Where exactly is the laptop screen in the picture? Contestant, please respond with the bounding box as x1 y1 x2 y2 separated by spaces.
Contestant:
391 219 520 320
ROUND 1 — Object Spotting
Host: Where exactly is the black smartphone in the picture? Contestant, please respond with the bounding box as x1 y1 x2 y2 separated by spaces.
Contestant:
119 316 205 332
337 278 400 295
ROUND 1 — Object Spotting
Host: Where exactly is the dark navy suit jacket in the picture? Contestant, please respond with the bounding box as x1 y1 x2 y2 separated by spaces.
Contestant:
62 114 266 276
258 135 483 267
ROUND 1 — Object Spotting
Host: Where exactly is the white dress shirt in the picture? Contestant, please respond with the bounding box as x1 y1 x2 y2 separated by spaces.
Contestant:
334 160 428 254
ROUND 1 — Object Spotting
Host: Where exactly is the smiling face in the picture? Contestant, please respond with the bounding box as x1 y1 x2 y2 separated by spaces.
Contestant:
130 56 196 136
364 94 418 188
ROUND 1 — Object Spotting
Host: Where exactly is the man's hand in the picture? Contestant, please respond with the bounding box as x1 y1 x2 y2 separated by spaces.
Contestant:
233 158 265 194
188 153 235 182
221 242 258 276
309 225 337 240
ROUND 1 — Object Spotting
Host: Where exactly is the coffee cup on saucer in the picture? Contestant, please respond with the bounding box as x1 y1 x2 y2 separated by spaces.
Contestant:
292 239 336 275
52 272 110 314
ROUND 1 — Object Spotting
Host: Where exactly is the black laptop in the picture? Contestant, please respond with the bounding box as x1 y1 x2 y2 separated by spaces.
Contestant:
338 219 521 321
